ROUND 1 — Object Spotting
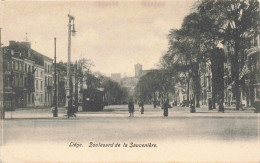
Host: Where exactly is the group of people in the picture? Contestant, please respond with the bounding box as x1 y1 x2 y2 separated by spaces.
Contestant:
128 100 144 117
128 99 170 117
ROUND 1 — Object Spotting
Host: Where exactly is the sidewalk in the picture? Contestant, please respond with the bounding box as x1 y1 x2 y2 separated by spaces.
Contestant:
14 106 54 110
3 104 257 120
199 104 256 111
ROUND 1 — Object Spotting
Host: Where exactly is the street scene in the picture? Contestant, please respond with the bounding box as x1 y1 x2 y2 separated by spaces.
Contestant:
0 0 260 162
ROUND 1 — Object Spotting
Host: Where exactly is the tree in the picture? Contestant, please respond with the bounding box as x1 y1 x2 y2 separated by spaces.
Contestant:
166 12 205 108
135 70 160 104
135 69 176 107
198 0 260 110
101 78 129 105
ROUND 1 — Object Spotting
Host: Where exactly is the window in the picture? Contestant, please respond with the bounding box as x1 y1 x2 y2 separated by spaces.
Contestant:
50 77 52 86
45 63 47 72
28 94 31 103
32 94 34 103
41 94 43 102
17 62 20 71
28 65 31 73
36 79 38 90
41 81 43 90
15 61 17 70
21 75 24 86
45 77 47 86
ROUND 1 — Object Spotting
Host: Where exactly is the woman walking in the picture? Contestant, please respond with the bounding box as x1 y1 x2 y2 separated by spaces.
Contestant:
162 100 170 117
128 99 134 117
139 101 144 114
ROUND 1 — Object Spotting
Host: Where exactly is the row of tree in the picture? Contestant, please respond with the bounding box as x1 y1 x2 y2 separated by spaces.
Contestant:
56 58 129 106
135 0 259 110
134 69 176 107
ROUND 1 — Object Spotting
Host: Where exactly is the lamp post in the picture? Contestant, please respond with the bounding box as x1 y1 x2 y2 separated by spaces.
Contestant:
66 14 76 118
53 37 58 117
0 28 4 119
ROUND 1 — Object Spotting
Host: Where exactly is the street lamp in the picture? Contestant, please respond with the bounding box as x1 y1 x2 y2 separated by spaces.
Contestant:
0 28 4 119
66 14 76 118
53 38 58 117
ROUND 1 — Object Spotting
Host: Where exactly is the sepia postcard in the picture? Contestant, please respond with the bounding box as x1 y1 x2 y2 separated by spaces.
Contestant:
0 0 259 162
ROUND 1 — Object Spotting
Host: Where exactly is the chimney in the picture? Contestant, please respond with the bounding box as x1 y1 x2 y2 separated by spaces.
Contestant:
9 40 16 46
21 41 31 58
21 41 31 49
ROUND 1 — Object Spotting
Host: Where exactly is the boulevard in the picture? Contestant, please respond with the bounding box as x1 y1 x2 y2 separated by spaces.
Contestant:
1 105 259 162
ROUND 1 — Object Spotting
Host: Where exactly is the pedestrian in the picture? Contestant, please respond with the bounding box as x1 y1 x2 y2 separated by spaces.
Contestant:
218 98 224 113
128 99 134 117
67 96 76 118
190 99 196 113
67 96 72 117
162 100 170 117
139 101 144 114
71 98 77 117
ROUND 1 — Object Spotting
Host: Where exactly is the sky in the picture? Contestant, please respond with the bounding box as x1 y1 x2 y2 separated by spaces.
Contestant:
1 0 195 77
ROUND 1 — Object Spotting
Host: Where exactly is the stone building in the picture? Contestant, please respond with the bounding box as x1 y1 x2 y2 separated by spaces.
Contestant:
3 41 53 108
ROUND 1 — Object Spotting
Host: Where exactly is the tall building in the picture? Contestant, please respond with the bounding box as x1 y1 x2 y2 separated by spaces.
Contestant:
3 41 53 109
135 63 142 78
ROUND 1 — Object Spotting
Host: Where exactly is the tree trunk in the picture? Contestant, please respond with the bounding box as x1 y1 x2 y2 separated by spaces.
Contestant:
233 43 240 111
153 92 156 108
211 48 225 109
186 79 190 107
193 62 201 108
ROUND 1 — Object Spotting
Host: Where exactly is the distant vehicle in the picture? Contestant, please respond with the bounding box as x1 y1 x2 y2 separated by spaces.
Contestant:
82 88 104 111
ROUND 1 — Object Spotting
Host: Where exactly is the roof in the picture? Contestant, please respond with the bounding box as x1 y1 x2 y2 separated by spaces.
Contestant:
4 41 53 67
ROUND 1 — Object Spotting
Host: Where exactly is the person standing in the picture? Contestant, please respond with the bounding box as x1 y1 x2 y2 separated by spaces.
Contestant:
67 96 73 117
128 100 134 117
163 100 169 117
139 101 144 114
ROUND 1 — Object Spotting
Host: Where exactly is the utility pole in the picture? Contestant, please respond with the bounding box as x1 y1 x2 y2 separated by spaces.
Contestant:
66 14 76 118
53 37 58 117
0 28 4 120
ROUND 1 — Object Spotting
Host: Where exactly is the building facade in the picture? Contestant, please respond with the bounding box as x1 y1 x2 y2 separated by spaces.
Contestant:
44 56 53 106
3 41 54 109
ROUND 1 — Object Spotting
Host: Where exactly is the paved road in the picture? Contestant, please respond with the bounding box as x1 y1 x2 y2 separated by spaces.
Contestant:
1 105 260 162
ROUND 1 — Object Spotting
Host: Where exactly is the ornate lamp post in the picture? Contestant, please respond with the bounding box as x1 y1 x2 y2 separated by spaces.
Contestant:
66 14 76 117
